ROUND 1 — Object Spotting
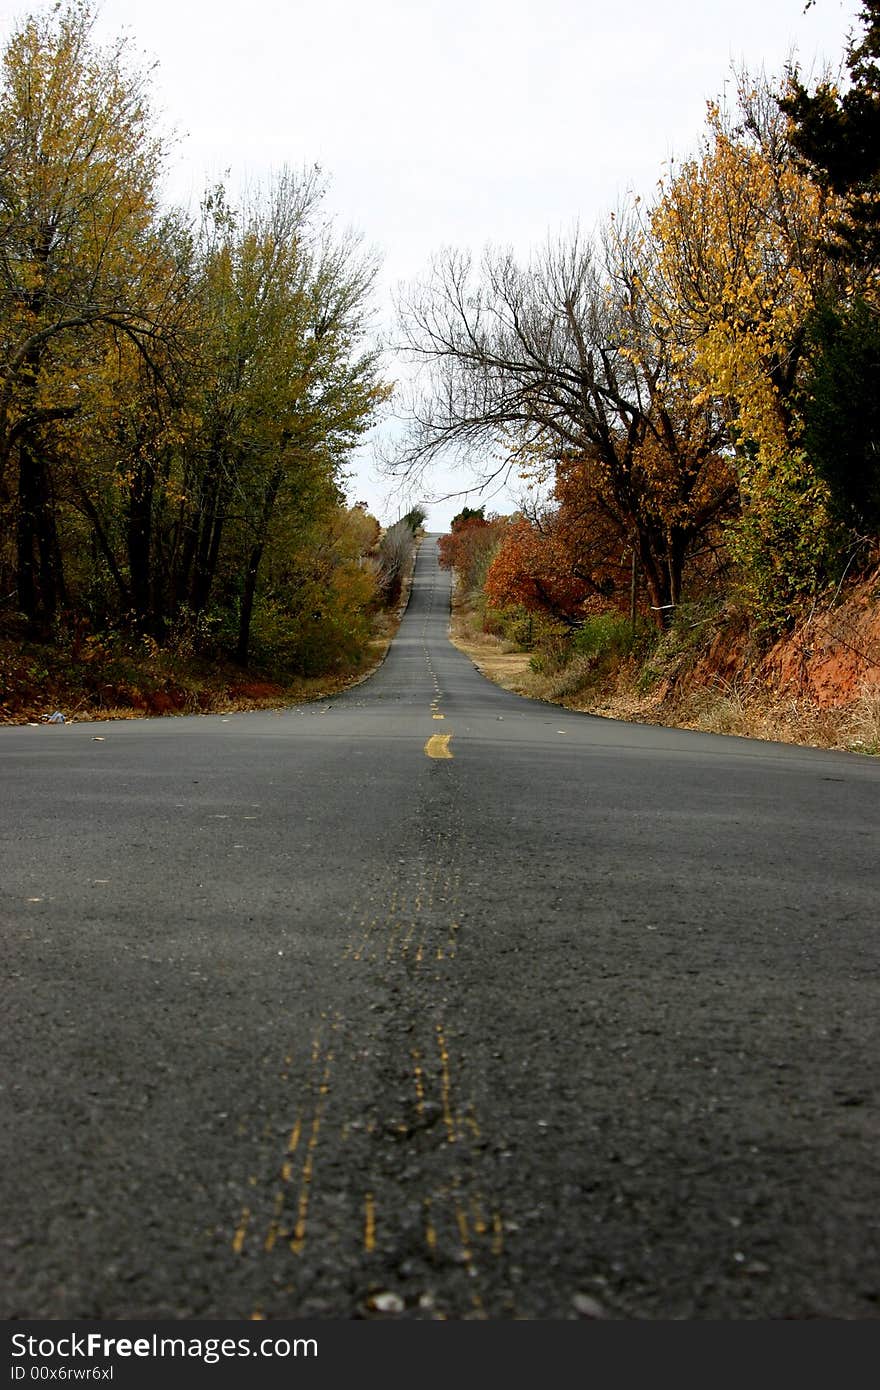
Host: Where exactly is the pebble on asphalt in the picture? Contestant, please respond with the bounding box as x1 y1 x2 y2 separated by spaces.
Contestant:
368 1291 405 1314
572 1292 607 1319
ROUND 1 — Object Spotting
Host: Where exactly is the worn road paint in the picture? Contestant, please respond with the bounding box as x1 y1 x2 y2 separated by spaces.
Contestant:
231 1207 250 1254
364 1192 376 1253
424 733 453 759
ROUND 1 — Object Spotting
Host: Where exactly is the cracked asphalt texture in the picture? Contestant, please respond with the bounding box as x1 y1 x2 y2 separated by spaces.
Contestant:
2 537 879 1319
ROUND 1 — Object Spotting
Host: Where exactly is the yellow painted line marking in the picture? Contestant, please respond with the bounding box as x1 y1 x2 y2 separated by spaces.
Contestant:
454 1184 485 1313
424 733 453 759
432 713 445 720
264 1189 286 1252
290 1151 315 1252
492 1211 504 1256
424 1198 437 1254
386 919 405 960
401 916 420 956
364 1192 376 1253
355 914 375 958
436 1023 457 1143
471 1195 487 1236
232 1206 250 1254
411 1049 425 1117
456 1201 470 1253
289 1051 333 1254
281 1018 338 1258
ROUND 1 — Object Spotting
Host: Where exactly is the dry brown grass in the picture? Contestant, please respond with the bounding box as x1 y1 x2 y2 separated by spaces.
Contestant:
668 677 855 750
448 589 879 755
447 595 532 693
836 683 880 754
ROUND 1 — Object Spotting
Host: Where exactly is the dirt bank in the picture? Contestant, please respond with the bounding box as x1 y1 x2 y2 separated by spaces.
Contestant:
448 565 880 755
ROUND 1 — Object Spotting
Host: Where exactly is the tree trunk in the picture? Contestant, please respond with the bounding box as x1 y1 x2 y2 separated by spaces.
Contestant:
190 463 227 616
235 542 263 667
236 466 283 666
127 456 155 630
74 481 129 606
16 438 62 633
638 533 674 629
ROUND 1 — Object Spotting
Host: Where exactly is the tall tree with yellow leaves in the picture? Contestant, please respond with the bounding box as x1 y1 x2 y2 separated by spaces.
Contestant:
179 171 388 666
0 1 178 632
650 74 849 629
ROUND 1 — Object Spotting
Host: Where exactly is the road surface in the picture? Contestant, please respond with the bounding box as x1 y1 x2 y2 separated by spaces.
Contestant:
2 538 879 1319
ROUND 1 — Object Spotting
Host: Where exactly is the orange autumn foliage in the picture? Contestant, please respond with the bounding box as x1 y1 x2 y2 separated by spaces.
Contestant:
437 513 507 592
484 458 639 622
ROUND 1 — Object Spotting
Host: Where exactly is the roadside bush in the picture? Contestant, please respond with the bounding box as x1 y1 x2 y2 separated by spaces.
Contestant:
439 513 507 595
483 603 569 656
528 632 572 674
572 612 654 664
727 450 846 637
377 519 416 606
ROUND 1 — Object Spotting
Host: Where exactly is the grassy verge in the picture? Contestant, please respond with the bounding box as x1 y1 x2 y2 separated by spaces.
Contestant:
447 583 880 754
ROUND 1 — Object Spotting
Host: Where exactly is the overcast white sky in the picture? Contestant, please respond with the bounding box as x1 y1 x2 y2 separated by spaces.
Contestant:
1 0 863 529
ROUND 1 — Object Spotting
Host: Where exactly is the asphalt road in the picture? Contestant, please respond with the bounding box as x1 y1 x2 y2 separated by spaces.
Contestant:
2 538 879 1320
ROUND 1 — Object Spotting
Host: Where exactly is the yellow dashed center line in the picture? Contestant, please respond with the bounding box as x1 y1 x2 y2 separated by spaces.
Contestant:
424 733 453 759
464 1104 481 1139
364 1192 377 1253
290 1057 333 1253
455 1200 471 1254
412 1049 426 1117
424 1197 437 1254
436 1023 457 1143
231 1207 250 1254
263 1189 285 1253
471 1194 487 1237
